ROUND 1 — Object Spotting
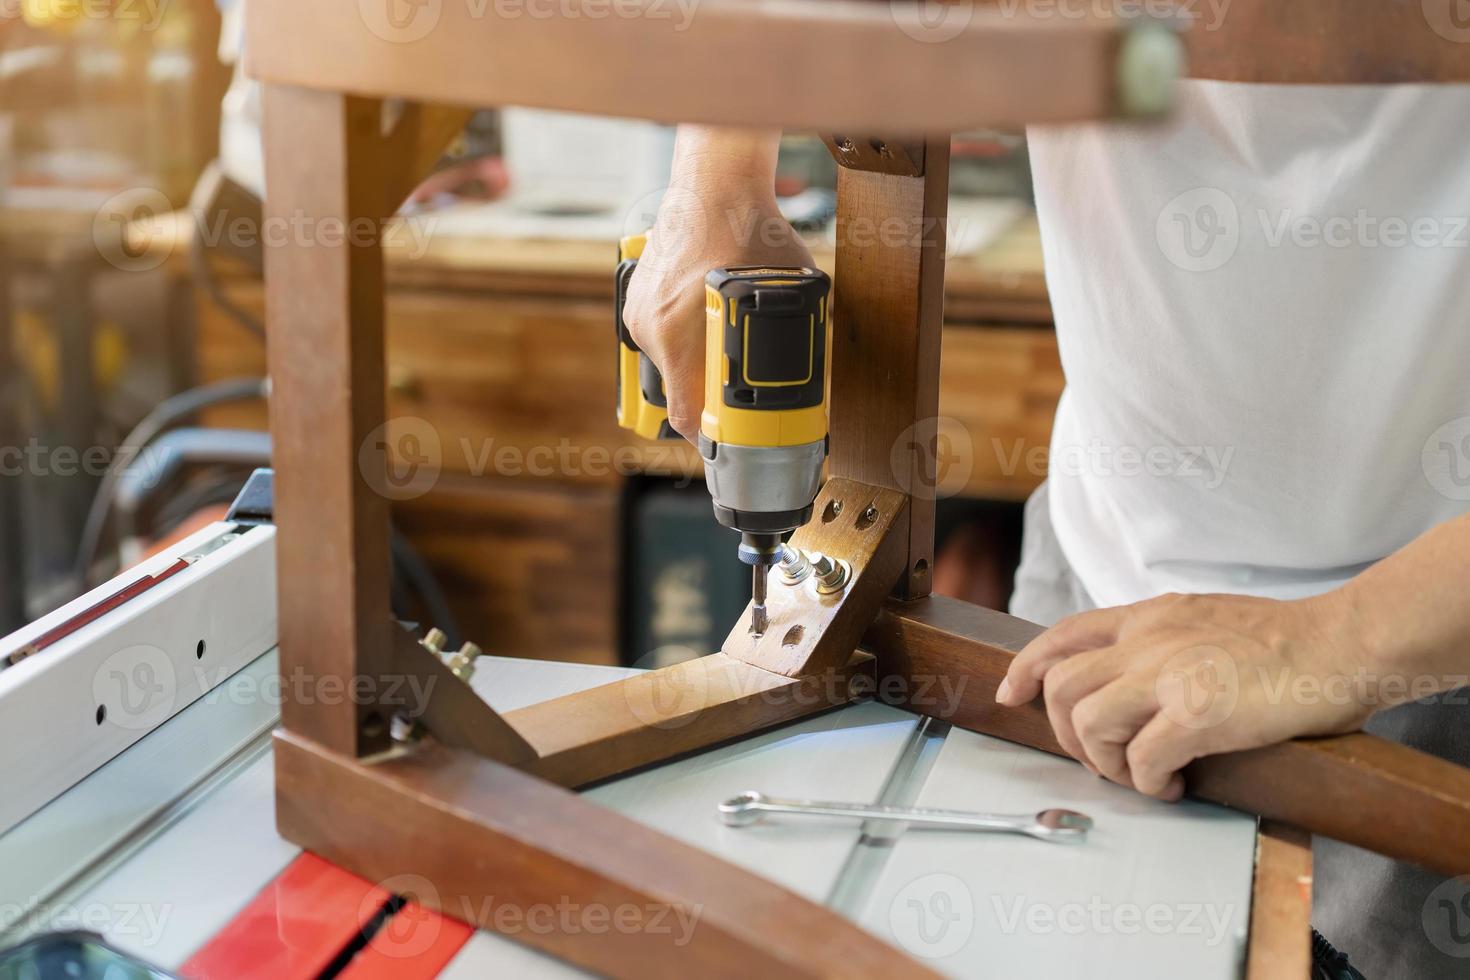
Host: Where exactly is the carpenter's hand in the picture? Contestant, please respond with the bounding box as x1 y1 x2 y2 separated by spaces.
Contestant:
624 177 812 442
995 592 1373 800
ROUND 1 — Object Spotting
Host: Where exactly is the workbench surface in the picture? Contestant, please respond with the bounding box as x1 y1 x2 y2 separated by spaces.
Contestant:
1 654 1256 978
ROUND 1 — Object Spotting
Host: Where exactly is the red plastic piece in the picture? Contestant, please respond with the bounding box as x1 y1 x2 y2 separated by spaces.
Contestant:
181 852 475 980
337 901 474 979
180 853 389 980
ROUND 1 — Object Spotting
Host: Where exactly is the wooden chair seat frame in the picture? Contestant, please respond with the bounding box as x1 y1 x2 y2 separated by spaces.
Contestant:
246 2 1470 976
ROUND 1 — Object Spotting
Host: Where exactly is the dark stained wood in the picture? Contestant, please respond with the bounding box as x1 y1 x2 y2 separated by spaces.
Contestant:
386 628 537 765
275 729 934 978
823 136 924 177
723 480 908 677
865 595 1470 877
1186 0 1470 83
245 1 1145 133
262 86 394 757
828 139 950 598
1244 821 1313 980
1190 733 1470 880
505 653 875 788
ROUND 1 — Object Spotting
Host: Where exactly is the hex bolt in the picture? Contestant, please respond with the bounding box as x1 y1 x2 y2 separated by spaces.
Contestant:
445 641 484 682
420 627 448 655
778 545 812 586
810 552 851 595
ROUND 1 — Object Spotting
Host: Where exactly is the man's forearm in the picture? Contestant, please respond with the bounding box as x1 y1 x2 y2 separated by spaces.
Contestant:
670 126 781 191
1339 510 1470 707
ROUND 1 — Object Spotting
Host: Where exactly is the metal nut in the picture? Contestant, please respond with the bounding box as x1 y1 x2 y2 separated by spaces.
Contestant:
445 641 483 682
778 545 812 586
420 627 448 655
810 553 851 595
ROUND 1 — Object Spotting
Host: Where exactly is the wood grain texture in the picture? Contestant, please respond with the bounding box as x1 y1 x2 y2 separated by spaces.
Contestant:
1185 0 1470 83
865 595 1470 876
262 85 393 756
245 1 1141 132
274 730 933 979
1244 821 1312 980
386 627 537 765
829 140 950 598
723 481 908 677
504 653 874 788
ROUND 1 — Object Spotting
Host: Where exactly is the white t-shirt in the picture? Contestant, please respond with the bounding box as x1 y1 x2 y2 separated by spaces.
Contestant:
1027 81 1470 608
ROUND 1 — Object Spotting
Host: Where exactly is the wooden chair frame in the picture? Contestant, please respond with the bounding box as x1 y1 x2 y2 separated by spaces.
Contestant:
245 2 1470 976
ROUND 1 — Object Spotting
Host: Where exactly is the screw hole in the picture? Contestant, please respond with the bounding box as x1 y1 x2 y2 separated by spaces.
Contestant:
196 640 206 660
869 138 888 156
361 712 386 739
822 499 844 523
782 625 805 647
914 558 930 575
835 135 854 152
95 704 106 726
856 503 878 530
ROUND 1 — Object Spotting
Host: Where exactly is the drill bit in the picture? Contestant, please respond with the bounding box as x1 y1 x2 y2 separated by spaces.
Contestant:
751 563 769 636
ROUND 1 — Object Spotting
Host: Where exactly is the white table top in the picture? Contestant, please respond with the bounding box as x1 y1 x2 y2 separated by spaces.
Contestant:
6 654 1257 978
